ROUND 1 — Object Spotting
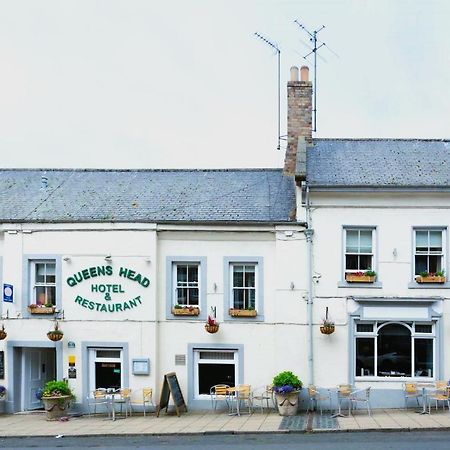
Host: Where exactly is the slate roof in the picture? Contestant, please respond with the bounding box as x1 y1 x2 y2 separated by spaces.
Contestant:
0 169 295 223
307 139 450 188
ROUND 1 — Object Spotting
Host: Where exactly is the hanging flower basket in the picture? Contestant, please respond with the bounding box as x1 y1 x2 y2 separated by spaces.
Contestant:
0 325 6 340
47 322 64 342
205 324 219 334
320 323 335 335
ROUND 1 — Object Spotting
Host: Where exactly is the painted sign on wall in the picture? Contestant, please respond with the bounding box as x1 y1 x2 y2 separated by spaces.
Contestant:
67 265 149 313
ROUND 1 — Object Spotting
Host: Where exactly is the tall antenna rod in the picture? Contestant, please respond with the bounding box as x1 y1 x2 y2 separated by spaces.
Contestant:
294 19 326 132
254 32 283 150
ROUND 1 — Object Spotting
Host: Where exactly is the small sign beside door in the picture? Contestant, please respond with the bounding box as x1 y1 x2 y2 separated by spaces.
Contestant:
3 284 13 303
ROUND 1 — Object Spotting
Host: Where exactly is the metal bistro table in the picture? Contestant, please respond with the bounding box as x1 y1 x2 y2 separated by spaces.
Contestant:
106 389 126 421
330 386 353 418
415 381 437 415
226 386 249 416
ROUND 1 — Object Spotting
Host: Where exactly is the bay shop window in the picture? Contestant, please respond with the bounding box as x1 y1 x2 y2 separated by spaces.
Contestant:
355 321 435 378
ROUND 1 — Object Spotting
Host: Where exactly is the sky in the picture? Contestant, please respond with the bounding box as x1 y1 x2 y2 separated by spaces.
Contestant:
0 0 449 169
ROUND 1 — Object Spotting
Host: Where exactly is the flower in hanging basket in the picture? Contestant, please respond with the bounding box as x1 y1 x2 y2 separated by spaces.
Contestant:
205 308 219 333
47 322 64 342
320 307 335 335
0 324 7 340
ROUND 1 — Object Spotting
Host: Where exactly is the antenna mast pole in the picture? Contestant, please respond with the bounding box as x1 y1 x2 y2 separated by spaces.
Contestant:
294 20 325 132
254 32 282 150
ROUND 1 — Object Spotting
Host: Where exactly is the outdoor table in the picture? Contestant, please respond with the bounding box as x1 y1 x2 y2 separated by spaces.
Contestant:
105 389 126 421
330 386 352 418
415 382 437 415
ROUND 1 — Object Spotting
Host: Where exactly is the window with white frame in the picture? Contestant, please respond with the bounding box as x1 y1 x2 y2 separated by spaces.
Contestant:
355 321 435 378
345 228 374 273
231 264 256 310
414 229 445 276
173 263 199 306
31 261 56 306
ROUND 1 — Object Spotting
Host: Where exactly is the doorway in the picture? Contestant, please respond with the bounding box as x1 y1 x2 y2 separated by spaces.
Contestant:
22 348 56 410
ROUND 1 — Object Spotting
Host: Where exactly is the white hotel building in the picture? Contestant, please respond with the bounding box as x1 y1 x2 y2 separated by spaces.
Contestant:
1 66 449 412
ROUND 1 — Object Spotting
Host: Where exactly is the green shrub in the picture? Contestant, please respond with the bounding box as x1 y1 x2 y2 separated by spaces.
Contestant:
272 371 302 391
42 380 74 398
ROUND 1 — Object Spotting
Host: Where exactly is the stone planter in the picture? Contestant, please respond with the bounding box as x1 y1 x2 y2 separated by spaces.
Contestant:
42 395 72 420
229 309 257 317
345 274 376 283
275 391 300 416
416 276 446 284
172 307 200 316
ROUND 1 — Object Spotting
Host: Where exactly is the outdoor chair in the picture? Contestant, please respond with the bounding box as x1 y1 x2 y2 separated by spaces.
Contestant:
349 387 372 416
306 385 331 415
234 384 253 415
87 388 110 416
114 388 132 417
403 383 422 410
427 384 450 413
130 387 154 416
336 384 353 416
252 385 273 413
210 384 230 411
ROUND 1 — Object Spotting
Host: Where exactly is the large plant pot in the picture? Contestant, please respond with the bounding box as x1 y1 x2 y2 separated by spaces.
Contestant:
275 391 299 416
42 395 72 420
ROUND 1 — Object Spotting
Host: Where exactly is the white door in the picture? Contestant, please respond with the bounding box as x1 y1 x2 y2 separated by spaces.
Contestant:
23 348 55 410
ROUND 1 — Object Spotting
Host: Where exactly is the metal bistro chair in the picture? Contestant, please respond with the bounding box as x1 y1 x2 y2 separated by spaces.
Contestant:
306 385 332 415
334 384 353 417
87 388 110 417
403 383 422 410
252 385 273 413
130 387 154 416
234 384 253 415
427 382 450 413
349 387 372 416
210 384 230 411
114 388 132 417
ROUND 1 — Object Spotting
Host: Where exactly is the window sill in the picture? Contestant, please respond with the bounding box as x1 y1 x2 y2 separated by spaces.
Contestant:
225 314 264 322
338 281 383 289
408 282 450 289
354 376 434 382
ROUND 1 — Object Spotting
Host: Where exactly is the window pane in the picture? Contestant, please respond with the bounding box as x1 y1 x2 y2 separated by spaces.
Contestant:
377 324 411 377
359 230 372 253
346 230 359 253
359 255 372 270
346 255 358 270
46 286 55 305
233 266 244 287
416 231 428 250
233 289 244 309
188 266 198 283
356 324 374 333
176 288 187 305
177 266 187 283
429 255 442 273
248 289 255 309
188 288 199 305
414 339 433 377
35 264 46 283
429 231 442 250
356 338 374 376
415 324 432 333
245 269 255 288
415 256 428 274
35 286 46 305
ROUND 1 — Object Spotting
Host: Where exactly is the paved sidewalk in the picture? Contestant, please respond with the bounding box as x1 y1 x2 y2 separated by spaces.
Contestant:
1 408 450 437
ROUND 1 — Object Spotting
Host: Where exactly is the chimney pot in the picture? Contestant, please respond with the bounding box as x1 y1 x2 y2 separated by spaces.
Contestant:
290 66 299 82
300 66 309 82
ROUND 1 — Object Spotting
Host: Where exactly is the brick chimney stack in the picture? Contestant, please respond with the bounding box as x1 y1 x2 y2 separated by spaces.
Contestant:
283 66 313 177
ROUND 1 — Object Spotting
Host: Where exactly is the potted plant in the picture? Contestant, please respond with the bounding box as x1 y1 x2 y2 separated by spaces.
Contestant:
0 386 6 414
345 269 377 283
320 307 335 335
41 380 74 420
171 304 200 316
229 306 257 317
28 303 56 315
416 270 446 284
272 371 303 416
0 324 6 340
205 307 219 333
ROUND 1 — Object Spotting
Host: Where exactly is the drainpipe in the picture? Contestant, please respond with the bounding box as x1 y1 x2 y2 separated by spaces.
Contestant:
304 184 314 385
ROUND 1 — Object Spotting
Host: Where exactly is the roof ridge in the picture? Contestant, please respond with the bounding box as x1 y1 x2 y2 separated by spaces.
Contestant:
0 168 283 173
313 138 450 142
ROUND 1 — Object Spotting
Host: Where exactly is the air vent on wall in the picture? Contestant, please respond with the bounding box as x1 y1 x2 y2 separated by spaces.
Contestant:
175 354 186 366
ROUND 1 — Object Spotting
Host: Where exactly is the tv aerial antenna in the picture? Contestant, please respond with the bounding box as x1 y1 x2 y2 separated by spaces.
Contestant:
254 32 285 151
294 19 331 132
